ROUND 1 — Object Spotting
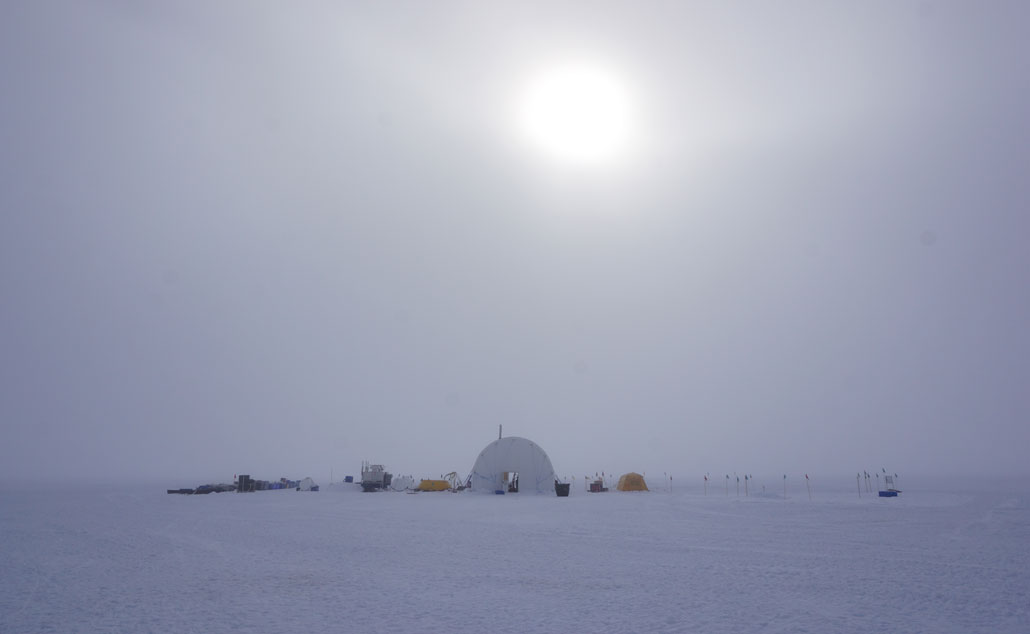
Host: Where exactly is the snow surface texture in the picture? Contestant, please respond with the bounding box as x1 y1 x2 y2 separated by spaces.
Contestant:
1 477 1028 634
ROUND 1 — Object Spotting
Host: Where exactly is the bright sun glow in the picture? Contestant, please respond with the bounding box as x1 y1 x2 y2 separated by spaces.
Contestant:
519 63 634 166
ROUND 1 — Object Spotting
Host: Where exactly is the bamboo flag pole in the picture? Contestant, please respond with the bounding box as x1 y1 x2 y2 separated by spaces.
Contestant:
805 473 812 500
857 472 861 497
703 474 708 496
725 474 729 496
784 474 787 500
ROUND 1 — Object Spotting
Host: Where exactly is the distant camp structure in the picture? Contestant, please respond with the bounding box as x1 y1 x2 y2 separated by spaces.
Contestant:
616 472 649 492
166 483 234 495
167 475 317 494
236 475 311 492
469 435 559 495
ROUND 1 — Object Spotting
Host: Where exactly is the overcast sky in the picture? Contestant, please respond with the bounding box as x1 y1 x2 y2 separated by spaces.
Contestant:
2 1 1028 484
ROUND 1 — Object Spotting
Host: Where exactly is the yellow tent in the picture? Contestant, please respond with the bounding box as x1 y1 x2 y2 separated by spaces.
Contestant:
616 472 649 491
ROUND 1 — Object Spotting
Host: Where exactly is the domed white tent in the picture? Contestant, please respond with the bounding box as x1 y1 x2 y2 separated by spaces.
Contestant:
469 436 557 495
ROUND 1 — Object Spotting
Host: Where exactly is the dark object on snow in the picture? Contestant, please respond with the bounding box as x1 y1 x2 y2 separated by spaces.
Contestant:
167 489 194 495
237 475 252 493
344 476 353 483
878 473 901 497
555 482 570 497
194 483 235 494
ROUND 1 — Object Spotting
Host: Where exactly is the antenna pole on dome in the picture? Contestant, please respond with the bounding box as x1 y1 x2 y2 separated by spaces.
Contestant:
498 424 502 439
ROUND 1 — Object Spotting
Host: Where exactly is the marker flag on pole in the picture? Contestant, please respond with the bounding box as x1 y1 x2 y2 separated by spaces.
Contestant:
805 474 809 480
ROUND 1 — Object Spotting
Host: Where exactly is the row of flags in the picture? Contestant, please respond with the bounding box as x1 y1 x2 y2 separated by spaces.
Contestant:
580 471 896 483
702 473 796 481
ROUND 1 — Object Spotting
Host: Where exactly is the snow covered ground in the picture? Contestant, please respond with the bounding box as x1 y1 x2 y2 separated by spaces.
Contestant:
2 476 1028 633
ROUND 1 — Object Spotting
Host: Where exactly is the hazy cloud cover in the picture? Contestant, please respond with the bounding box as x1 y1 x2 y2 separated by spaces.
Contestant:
2 1 1028 484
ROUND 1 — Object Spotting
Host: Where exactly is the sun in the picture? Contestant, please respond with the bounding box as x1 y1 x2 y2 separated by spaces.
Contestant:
518 63 635 166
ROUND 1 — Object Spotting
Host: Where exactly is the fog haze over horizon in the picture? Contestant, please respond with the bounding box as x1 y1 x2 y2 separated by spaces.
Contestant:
2 2 1029 485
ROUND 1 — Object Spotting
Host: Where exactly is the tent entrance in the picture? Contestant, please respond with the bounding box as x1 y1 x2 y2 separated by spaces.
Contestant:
503 472 520 493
